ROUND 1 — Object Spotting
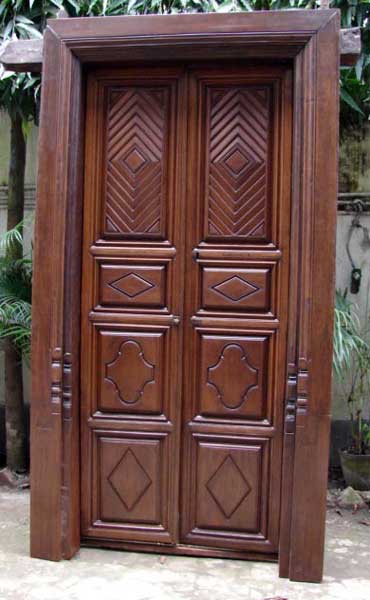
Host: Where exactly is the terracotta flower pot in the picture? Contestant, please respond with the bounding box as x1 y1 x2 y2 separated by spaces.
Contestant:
339 450 370 491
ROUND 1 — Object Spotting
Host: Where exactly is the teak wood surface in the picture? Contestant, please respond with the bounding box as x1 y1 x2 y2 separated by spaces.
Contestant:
30 11 339 584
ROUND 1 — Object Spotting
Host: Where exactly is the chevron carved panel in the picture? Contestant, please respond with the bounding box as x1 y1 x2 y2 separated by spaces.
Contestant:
206 86 271 240
104 87 169 237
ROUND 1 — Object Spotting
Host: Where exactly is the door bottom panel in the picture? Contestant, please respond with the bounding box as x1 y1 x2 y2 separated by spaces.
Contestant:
81 538 278 562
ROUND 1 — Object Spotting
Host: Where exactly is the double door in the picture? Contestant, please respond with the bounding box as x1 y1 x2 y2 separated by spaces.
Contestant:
80 62 292 557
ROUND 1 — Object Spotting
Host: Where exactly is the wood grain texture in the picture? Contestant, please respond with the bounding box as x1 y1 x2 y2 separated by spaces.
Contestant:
202 266 271 312
30 11 339 583
0 26 356 72
99 264 166 308
80 66 186 547
206 86 271 240
104 86 169 237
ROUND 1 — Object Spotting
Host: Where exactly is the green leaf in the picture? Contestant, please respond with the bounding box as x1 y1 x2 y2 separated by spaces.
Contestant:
340 87 365 116
15 15 36 25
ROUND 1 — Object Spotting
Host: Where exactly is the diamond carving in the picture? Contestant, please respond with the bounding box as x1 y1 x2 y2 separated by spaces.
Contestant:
121 147 148 174
105 87 168 235
109 272 155 299
105 340 155 404
206 455 251 518
207 87 270 238
207 344 258 410
224 146 253 176
211 275 259 302
108 448 152 511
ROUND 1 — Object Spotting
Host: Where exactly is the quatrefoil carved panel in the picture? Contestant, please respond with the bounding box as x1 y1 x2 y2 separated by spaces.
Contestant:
105 340 155 405
207 344 258 410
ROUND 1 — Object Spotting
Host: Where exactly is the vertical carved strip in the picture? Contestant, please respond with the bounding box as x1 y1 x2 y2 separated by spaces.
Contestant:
285 366 298 433
61 352 72 553
62 352 72 418
297 360 309 416
51 347 63 416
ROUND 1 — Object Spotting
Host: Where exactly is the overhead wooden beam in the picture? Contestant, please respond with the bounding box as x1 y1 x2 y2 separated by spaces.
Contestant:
0 39 43 73
340 26 361 66
0 25 362 73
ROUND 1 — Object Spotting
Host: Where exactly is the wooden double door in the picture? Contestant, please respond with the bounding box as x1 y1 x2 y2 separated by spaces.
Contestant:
80 62 292 558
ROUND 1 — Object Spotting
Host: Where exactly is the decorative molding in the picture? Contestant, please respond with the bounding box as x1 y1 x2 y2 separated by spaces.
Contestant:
108 272 155 299
285 367 298 434
206 455 251 518
108 448 152 511
62 352 72 421
105 340 155 404
207 343 258 410
206 86 270 240
50 347 63 417
104 86 168 236
297 367 309 416
0 28 358 72
211 275 259 302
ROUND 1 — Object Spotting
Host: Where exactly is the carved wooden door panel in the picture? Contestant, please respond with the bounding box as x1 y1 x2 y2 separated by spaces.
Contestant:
80 67 187 544
180 66 292 555
80 64 292 556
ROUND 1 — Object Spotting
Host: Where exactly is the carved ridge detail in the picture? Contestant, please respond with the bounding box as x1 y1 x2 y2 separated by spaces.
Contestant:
108 272 155 299
211 274 260 302
62 352 72 421
206 455 251 518
104 87 168 236
207 343 258 410
108 448 152 511
297 368 309 416
50 347 63 417
207 86 270 239
105 340 155 404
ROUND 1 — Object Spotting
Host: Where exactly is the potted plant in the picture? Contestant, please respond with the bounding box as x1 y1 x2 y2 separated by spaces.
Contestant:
334 290 370 490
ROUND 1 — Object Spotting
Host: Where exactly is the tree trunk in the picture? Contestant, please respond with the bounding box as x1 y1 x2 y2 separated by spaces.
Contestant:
5 112 26 473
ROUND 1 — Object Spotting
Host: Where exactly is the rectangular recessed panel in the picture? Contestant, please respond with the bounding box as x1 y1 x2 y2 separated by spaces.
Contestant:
104 85 172 239
181 434 271 550
98 330 164 415
199 333 270 421
204 85 272 241
98 435 162 525
202 267 271 312
196 440 263 533
99 264 166 308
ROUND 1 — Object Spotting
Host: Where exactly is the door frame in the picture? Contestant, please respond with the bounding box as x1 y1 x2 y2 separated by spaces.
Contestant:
30 10 339 583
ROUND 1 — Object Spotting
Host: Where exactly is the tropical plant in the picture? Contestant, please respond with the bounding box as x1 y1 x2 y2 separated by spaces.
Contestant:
0 1 59 473
334 289 370 454
0 222 32 363
0 220 32 474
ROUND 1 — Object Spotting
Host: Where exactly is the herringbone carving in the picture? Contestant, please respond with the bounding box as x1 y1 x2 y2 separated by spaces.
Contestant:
104 87 168 237
206 87 271 240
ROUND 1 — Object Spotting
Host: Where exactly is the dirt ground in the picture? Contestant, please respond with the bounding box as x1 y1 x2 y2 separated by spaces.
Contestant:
0 488 369 600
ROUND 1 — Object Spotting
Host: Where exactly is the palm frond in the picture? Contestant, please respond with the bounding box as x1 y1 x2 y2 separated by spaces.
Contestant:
0 222 32 359
333 289 369 377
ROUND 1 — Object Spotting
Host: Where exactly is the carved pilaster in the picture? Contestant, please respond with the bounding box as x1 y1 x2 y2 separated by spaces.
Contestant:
285 365 298 434
297 359 309 416
62 352 72 421
50 347 63 416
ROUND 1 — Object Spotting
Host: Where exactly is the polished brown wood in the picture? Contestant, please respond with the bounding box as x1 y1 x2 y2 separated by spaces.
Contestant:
30 11 339 583
80 66 186 546
179 64 292 557
0 25 355 72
